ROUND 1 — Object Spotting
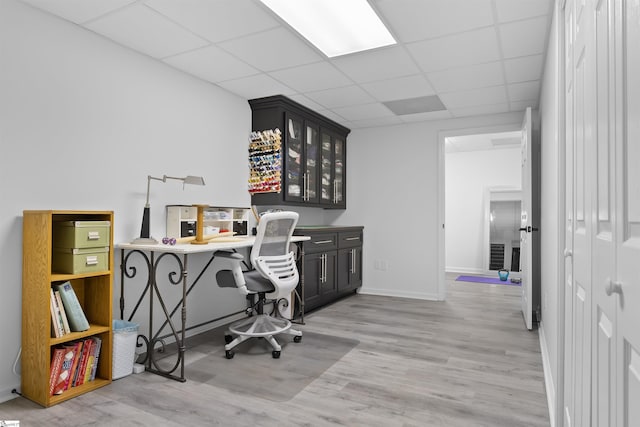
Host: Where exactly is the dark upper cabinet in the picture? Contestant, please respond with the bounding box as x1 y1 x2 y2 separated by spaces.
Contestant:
249 95 350 209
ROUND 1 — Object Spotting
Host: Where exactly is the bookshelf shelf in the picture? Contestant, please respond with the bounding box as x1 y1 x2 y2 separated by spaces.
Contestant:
22 210 114 407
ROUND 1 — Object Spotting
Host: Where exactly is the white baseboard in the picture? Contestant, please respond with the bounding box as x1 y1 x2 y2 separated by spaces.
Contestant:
357 287 440 301
445 267 485 275
0 384 20 404
539 322 557 427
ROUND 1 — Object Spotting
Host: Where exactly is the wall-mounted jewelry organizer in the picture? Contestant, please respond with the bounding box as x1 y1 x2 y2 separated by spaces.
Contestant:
248 129 281 194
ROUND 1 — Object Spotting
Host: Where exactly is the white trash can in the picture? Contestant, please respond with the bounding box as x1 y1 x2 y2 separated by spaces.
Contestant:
112 320 139 380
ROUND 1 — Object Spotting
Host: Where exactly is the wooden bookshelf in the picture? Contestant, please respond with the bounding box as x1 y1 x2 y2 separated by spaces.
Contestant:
22 210 113 407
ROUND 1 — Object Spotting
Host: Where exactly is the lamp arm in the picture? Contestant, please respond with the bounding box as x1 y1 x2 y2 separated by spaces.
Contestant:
146 175 165 206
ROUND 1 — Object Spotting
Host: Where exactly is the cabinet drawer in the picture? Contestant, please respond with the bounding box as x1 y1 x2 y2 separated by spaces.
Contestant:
53 246 109 274
53 220 111 249
303 233 338 253
338 231 363 249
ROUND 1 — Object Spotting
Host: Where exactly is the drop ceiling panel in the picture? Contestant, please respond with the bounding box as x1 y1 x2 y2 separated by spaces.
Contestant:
407 27 501 73
374 0 494 42
494 0 552 23
448 103 510 118
305 86 376 109
440 86 508 109
361 75 435 102
504 55 544 83
332 103 394 122
217 28 322 72
163 45 259 83
508 81 541 102
21 0 136 24
19 0 555 128
144 0 279 43
216 74 295 99
427 61 505 93
332 46 420 84
85 3 208 58
269 62 352 93
499 17 549 58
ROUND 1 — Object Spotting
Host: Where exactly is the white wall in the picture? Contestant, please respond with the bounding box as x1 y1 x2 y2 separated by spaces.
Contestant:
445 148 522 273
538 1 562 424
0 0 253 401
326 112 524 300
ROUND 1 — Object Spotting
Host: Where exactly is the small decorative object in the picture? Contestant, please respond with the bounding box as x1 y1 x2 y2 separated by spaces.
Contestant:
498 268 509 281
161 237 176 245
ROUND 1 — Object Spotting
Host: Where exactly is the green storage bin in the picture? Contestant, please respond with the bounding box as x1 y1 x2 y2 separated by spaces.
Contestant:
53 220 111 249
52 246 109 274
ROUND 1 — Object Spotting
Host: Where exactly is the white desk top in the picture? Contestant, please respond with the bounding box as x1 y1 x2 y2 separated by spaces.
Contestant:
116 235 310 254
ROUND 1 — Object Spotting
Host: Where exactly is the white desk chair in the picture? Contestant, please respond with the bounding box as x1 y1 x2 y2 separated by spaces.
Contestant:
215 211 302 359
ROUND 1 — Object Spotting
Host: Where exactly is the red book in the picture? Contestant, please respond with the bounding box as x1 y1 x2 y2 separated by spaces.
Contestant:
51 346 75 395
63 342 81 390
49 348 66 396
76 338 94 386
69 340 84 388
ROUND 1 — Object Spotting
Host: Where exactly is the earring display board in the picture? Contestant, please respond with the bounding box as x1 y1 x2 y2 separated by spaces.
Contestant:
248 129 281 194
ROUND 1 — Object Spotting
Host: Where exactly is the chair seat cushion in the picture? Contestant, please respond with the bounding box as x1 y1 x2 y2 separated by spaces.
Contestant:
244 269 275 293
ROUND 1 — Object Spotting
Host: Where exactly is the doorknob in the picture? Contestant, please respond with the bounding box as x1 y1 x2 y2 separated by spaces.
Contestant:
564 249 573 258
605 278 623 296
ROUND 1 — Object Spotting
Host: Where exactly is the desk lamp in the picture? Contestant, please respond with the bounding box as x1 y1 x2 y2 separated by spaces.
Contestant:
132 174 205 244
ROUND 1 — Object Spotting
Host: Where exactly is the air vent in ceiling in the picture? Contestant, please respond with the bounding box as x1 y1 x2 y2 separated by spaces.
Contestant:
383 95 446 116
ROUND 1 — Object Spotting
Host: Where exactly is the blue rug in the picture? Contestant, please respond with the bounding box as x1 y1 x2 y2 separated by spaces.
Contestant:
456 275 521 286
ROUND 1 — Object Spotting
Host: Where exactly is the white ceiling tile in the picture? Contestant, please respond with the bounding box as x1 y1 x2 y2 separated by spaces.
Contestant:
269 62 352 93
332 103 394 121
144 0 279 43
499 17 549 58
400 110 453 122
21 0 136 24
84 3 209 58
348 115 404 129
508 81 540 101
218 28 322 72
163 45 259 83
361 74 435 101
448 103 510 118
407 27 501 72
504 55 544 83
316 110 350 126
216 74 296 99
427 62 505 93
305 86 376 109
375 0 494 42
495 0 553 23
510 100 537 111
440 86 508 109
332 46 420 83
286 94 326 113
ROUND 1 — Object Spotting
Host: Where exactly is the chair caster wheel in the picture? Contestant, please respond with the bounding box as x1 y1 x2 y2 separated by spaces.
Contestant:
293 336 302 343
224 335 233 344
272 351 281 359
225 350 235 359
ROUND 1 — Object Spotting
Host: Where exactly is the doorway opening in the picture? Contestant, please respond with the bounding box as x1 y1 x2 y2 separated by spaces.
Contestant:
442 128 523 289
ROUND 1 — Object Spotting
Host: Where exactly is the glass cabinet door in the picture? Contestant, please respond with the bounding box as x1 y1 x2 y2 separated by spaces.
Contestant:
284 113 304 202
333 137 345 206
304 122 320 203
320 131 333 204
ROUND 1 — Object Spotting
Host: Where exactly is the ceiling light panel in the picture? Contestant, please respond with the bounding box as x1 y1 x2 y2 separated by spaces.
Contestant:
259 0 396 57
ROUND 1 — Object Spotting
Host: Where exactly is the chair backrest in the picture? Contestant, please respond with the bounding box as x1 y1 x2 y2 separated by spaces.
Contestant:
251 211 299 298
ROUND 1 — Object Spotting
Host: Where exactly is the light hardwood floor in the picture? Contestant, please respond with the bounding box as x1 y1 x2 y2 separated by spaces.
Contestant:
1 275 549 426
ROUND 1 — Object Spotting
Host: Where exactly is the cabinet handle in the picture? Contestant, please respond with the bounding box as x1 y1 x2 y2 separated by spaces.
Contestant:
306 172 310 201
302 172 307 201
345 237 360 241
350 249 355 274
334 181 337 204
605 278 623 296
314 240 333 245
322 253 327 283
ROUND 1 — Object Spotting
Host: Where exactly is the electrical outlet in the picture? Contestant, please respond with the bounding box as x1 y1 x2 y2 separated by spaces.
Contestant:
374 260 388 271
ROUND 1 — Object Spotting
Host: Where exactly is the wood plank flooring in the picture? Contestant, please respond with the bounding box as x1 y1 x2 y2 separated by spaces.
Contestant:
0 275 549 426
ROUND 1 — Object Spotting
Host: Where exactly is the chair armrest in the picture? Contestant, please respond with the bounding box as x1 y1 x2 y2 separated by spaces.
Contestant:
214 251 249 295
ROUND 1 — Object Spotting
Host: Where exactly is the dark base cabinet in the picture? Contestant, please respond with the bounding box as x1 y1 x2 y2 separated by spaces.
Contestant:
296 226 363 313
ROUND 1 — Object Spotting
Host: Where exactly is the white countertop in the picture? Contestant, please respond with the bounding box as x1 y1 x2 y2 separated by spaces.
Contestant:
116 235 310 254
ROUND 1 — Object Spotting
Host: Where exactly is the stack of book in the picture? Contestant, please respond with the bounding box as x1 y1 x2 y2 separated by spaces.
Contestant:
50 281 89 338
49 336 103 396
